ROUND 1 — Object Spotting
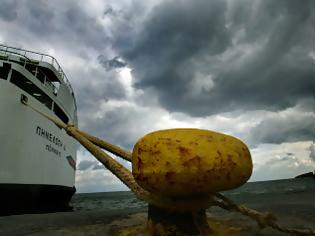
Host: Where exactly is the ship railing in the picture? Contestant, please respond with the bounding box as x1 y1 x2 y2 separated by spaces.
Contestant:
0 48 59 95
0 44 74 95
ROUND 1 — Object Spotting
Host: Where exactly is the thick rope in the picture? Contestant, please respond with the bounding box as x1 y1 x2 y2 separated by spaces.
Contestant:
22 100 315 235
213 193 315 236
76 130 132 162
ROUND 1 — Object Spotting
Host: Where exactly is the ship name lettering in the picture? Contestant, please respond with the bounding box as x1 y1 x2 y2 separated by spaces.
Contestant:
36 126 63 148
46 144 61 157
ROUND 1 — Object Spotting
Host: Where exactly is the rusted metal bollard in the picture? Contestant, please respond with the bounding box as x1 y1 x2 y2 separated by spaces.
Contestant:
131 129 253 235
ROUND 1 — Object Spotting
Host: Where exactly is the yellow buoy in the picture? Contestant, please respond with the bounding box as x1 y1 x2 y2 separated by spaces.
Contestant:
132 128 252 196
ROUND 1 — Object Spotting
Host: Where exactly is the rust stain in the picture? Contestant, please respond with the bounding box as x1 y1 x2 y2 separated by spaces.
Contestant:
206 135 213 142
227 154 238 167
182 155 201 167
227 154 233 164
150 150 161 155
135 174 148 182
137 156 143 172
178 146 191 156
189 141 199 146
137 147 150 155
165 142 177 146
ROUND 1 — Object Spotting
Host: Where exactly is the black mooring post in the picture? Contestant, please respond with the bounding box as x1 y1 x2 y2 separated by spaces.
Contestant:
148 204 212 235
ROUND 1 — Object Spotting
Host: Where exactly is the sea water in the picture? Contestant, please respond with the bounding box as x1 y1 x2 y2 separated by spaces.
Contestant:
71 177 315 212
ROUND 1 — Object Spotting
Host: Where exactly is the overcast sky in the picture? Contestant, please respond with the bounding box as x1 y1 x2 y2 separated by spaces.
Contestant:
1 0 314 193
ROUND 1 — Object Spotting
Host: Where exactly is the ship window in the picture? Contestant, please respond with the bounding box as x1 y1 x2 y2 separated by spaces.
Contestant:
10 70 53 110
25 63 38 78
36 70 46 83
0 62 10 80
53 104 69 124
23 63 49 85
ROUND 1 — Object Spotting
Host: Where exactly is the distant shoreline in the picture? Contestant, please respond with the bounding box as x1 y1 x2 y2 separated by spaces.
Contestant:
295 171 315 179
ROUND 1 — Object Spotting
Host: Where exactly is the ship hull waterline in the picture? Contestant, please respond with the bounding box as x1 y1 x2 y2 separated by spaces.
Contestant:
0 183 75 215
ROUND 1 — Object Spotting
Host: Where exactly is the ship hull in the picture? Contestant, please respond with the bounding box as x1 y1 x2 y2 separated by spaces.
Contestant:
0 183 75 215
0 78 77 215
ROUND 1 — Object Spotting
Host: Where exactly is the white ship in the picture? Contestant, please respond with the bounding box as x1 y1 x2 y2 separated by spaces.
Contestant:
0 44 77 214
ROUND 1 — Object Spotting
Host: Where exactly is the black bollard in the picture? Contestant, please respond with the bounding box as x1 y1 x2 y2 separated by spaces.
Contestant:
147 204 213 235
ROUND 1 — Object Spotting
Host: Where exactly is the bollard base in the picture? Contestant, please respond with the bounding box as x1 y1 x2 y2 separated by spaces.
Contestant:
118 205 243 236
146 204 212 235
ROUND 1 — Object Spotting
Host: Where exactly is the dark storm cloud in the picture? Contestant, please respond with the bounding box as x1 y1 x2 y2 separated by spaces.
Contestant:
77 160 96 171
103 7 114 16
71 68 128 133
75 97 161 151
69 67 139 150
76 75 126 113
0 0 18 21
0 0 108 51
79 105 142 149
114 0 315 116
98 55 127 71
250 112 315 145
92 164 105 170
62 5 108 49
24 0 54 33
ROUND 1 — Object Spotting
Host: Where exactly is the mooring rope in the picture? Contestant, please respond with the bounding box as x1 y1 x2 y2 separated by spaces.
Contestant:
213 193 315 235
22 99 315 235
76 129 132 162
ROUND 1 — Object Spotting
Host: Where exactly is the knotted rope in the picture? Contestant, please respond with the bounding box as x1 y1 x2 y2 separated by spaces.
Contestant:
22 99 315 235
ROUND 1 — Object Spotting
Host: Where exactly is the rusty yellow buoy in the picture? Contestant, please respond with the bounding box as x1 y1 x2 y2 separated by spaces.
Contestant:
132 128 252 196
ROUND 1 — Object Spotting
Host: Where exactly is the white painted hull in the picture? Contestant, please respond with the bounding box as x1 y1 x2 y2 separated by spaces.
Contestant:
0 80 77 188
